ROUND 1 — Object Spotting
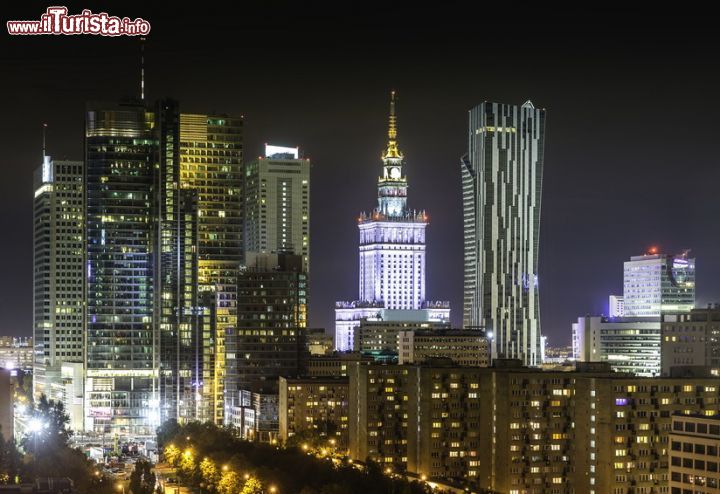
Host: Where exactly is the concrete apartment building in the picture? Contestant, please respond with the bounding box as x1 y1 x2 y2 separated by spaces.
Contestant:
669 414 720 493
278 376 349 449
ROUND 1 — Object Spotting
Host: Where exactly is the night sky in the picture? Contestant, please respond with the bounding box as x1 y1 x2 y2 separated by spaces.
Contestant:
3 3 720 345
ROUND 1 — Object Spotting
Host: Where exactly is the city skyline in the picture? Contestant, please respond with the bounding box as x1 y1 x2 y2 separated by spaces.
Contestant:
3 6 720 345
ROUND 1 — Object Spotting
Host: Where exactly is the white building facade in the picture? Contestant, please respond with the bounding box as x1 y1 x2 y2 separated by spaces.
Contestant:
623 251 695 317
334 93 449 351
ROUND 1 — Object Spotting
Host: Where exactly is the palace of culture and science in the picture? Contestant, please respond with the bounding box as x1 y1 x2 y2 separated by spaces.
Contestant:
334 92 450 351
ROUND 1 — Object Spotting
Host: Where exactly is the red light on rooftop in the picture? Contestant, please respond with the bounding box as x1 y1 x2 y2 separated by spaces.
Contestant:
648 246 659 255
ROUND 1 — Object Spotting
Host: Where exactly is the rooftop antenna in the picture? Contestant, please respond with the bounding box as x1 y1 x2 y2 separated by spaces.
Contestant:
140 36 146 101
42 122 47 158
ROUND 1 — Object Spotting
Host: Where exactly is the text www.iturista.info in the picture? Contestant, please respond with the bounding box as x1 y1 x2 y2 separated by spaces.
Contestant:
7 7 150 36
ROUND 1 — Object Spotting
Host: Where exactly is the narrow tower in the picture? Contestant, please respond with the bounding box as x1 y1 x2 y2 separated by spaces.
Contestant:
335 92 450 351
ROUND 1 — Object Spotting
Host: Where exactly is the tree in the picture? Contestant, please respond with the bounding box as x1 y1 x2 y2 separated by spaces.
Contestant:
240 476 263 494
156 419 180 450
130 459 156 494
199 457 220 488
164 444 181 466
21 394 71 454
0 430 21 484
217 470 240 494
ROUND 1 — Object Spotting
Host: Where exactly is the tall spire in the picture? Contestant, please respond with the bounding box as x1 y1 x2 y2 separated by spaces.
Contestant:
382 91 403 161
140 37 146 101
42 122 47 157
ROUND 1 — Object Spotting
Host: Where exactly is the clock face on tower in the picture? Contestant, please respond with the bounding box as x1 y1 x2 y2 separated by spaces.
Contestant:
389 167 401 179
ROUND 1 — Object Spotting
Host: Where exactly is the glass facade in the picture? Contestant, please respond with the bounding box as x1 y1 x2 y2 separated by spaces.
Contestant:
462 101 545 366
623 252 695 317
85 101 156 435
179 112 243 425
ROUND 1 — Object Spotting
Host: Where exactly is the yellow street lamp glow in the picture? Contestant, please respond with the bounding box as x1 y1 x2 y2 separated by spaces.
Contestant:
329 439 336 446
302 444 308 450
421 475 427 481
385 468 392 474
183 449 192 458
244 473 250 480
222 465 229 471
269 486 277 493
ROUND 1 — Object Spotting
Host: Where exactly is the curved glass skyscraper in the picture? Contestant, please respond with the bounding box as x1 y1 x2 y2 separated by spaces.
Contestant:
462 101 545 366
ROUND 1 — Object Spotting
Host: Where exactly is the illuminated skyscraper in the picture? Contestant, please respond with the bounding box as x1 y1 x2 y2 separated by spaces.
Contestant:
85 101 157 435
335 92 449 351
155 100 204 425
462 101 545 366
179 112 243 425
623 250 695 317
244 145 310 271
33 155 84 401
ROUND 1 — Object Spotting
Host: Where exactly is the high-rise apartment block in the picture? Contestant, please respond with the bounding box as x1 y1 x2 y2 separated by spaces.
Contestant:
462 101 545 366
322 361 720 493
669 414 720 493
278 376 349 449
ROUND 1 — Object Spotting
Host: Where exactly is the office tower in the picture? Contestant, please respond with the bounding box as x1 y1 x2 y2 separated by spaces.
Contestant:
669 415 720 493
225 253 308 415
33 156 84 402
244 145 310 271
572 315 661 376
661 306 720 376
335 92 450 351
623 250 695 317
82 100 242 434
85 100 157 435
179 111 243 425
278 376 349 449
397 329 490 366
462 101 545 366
155 100 204 425
609 295 624 317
